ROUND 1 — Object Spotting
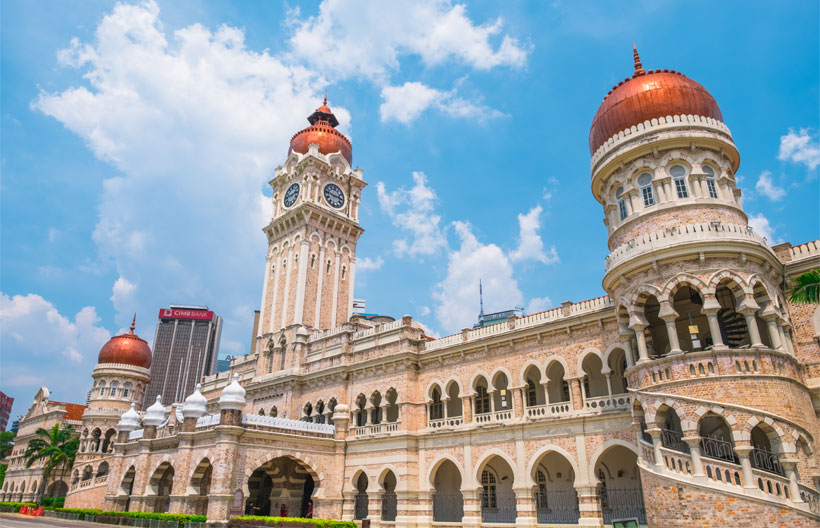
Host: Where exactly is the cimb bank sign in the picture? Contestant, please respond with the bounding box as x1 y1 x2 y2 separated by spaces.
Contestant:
158 308 214 321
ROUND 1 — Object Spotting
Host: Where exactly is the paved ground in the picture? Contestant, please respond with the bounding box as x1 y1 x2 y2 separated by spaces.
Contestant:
0 513 101 528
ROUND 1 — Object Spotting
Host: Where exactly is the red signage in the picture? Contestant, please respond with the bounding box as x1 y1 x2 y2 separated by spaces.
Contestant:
158 308 214 321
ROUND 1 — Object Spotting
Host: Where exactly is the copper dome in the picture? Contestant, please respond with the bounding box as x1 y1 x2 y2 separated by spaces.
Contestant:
288 95 352 165
589 46 723 155
97 316 152 369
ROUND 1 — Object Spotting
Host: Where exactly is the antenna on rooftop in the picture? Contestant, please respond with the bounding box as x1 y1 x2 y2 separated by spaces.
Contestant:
479 279 485 317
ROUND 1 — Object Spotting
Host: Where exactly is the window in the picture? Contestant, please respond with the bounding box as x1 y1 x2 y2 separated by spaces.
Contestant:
703 165 719 198
122 383 131 398
481 470 498 509
341 266 347 280
616 187 627 220
475 386 490 414
110 382 119 396
310 254 316 268
429 389 443 420
526 379 537 406
326 260 332 274
638 173 655 206
670 165 688 198
99 382 106 396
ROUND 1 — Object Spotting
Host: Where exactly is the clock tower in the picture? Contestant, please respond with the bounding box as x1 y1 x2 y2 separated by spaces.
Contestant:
255 97 366 356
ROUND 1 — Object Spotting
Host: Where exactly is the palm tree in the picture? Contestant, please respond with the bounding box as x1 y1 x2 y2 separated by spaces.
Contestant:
790 268 820 304
23 424 79 503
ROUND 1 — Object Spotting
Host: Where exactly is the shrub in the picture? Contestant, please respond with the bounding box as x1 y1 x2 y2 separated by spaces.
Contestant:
53 497 65 507
47 508 206 524
230 516 356 528
41 497 54 507
0 501 37 512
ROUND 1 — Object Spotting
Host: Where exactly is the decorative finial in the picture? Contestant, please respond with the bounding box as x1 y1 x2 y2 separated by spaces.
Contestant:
632 43 645 78
323 91 327 106
130 314 136 333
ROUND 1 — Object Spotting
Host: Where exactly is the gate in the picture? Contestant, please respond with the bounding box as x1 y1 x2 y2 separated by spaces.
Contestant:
600 486 647 525
534 488 580 524
354 492 368 519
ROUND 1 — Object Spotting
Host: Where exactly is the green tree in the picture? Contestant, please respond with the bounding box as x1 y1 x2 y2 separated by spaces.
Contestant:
790 268 820 304
0 430 15 459
0 463 7 488
23 424 79 503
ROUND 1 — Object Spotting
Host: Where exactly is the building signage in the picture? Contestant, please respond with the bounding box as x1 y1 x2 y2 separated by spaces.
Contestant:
158 308 214 321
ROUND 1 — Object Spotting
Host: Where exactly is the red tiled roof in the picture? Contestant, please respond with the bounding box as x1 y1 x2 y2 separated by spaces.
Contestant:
51 401 87 421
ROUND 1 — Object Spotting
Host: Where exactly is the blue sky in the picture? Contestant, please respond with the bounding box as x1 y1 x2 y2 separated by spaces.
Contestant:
1 0 818 420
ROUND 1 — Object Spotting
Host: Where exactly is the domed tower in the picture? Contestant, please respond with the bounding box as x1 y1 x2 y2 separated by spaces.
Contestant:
67 316 152 500
253 96 366 373
591 48 818 525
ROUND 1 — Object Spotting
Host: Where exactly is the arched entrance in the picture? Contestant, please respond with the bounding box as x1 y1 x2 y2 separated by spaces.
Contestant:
189 458 213 516
46 480 68 499
431 460 463 522
478 455 516 523
247 457 316 518
148 462 174 513
532 451 579 524
354 473 369 520
120 466 136 512
594 445 646 525
380 470 397 521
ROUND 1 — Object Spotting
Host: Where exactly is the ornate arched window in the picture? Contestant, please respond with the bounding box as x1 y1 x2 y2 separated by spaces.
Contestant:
122 383 131 398
475 386 490 415
429 388 443 420
526 379 538 407
615 187 627 220
638 173 654 206
703 165 719 198
670 165 688 198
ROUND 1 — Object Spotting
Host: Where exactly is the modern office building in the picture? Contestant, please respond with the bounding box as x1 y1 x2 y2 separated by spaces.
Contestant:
143 305 222 406
0 391 13 431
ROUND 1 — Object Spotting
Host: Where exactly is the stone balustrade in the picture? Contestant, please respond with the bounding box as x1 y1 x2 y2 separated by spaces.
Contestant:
606 222 769 272
241 413 335 435
583 394 630 413
526 401 573 419
352 421 400 436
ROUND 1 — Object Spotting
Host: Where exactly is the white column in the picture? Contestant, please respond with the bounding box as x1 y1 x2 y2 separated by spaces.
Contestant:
654 181 666 203
280 245 294 329
631 324 650 363
257 255 272 338
764 319 782 349
314 246 326 328
267 251 281 334
604 373 613 400
743 313 764 347
293 240 310 325
735 447 756 489
330 251 342 328
704 309 725 348
663 316 682 355
347 257 357 321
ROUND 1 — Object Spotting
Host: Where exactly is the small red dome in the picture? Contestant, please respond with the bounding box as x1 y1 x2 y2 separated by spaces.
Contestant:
97 316 151 369
589 46 723 155
288 96 352 165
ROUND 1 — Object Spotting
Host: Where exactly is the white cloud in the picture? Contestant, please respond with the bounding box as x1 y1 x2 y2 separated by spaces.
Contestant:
754 170 786 201
0 292 111 398
356 256 384 272
748 213 781 245
110 276 137 315
377 172 447 257
433 221 523 332
287 0 529 82
33 1 339 338
380 81 504 124
526 296 552 314
778 128 820 170
509 205 559 264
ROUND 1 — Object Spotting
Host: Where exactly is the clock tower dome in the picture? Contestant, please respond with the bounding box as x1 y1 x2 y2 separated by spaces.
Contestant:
254 97 366 362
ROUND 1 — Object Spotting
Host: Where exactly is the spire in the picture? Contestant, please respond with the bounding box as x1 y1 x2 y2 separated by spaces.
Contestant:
323 91 327 106
632 43 645 78
130 314 136 333
479 279 485 317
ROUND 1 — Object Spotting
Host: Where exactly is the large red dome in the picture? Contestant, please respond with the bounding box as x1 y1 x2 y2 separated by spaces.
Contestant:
288 96 352 165
97 316 151 369
589 46 723 155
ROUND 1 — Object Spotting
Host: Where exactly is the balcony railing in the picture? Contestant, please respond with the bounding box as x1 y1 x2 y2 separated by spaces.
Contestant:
526 401 572 419
353 421 399 436
750 447 783 476
475 409 513 424
700 437 738 464
427 416 463 429
533 489 580 524
661 428 690 454
583 394 630 412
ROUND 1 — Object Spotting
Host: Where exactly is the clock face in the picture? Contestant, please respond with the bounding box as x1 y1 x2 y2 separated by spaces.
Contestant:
323 183 345 209
283 183 300 208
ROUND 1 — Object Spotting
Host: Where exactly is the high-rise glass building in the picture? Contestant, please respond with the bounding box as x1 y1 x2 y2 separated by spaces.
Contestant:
143 305 222 406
